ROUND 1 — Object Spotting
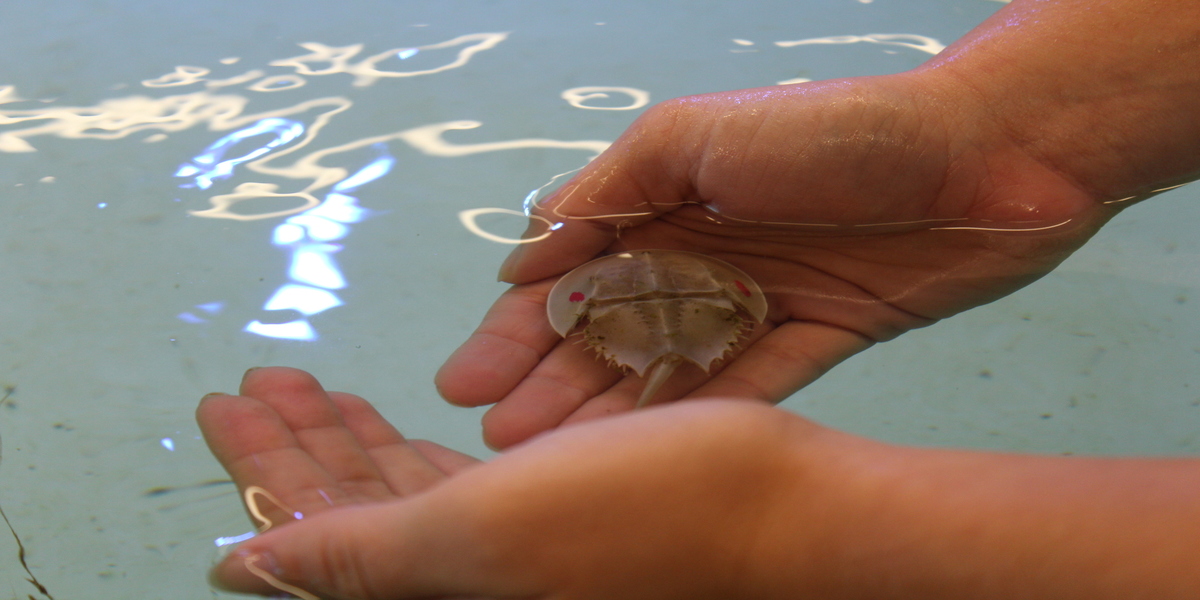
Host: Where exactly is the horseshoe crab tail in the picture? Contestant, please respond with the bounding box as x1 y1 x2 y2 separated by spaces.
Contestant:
636 355 682 409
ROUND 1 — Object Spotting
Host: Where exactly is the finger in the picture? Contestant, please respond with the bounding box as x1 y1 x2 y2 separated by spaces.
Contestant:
212 493 515 600
480 337 623 449
197 392 350 526
496 211 620 285
497 115 692 284
330 392 449 495
238 367 394 504
409 439 483 476
435 280 561 407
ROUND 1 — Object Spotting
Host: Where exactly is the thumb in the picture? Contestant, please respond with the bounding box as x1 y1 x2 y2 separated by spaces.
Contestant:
210 496 502 600
498 106 695 285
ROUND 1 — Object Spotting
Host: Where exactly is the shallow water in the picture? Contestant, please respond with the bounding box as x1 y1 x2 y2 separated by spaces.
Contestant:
1 0 1198 597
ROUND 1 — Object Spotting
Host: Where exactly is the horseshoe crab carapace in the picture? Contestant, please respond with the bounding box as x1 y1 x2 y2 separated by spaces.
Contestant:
546 250 767 407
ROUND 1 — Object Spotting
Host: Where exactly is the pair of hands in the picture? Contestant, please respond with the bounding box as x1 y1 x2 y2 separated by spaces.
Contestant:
202 0 1200 592
200 70 1110 596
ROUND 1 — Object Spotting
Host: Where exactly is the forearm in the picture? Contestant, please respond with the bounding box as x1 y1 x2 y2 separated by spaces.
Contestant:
920 0 1200 201
758 425 1200 599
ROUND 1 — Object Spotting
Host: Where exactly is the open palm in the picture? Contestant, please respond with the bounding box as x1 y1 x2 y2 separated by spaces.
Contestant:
198 368 477 539
201 367 827 600
437 73 1119 448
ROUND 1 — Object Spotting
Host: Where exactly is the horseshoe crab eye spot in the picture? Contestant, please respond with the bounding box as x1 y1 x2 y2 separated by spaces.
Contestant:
569 292 586 302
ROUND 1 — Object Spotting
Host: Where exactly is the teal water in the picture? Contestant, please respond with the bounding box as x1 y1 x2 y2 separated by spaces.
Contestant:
2 1 1198 598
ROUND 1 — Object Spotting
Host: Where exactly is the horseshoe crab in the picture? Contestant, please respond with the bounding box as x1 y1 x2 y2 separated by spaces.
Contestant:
546 250 767 407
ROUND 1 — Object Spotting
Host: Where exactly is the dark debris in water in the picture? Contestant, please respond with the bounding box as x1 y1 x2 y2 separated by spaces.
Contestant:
0 422 55 600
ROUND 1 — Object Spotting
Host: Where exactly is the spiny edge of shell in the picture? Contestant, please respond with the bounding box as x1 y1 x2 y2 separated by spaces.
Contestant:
573 315 756 374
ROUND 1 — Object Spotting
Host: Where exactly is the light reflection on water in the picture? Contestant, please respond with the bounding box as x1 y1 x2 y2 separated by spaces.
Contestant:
174 117 305 191
174 116 394 341
2 33 641 341
244 151 391 341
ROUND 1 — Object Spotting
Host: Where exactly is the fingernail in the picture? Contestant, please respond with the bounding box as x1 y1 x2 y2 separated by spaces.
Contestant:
200 392 227 400
242 551 320 600
211 531 257 563
244 550 282 576
241 367 262 383
208 548 277 592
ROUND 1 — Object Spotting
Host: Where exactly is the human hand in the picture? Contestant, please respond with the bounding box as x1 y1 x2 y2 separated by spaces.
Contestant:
201 368 1200 599
436 67 1121 448
200 366 827 600
197 366 478 522
197 366 480 598
438 0 1200 449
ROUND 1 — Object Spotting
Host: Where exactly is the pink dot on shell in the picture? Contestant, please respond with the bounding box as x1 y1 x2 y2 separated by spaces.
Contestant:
569 292 586 302
734 280 751 297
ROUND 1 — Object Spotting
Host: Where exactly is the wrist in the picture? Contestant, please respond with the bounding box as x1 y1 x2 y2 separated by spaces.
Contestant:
915 0 1200 201
735 414 905 599
754 425 1200 600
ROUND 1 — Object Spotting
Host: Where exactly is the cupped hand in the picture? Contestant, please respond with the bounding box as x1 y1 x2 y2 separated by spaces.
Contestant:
436 69 1120 449
200 366 825 600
